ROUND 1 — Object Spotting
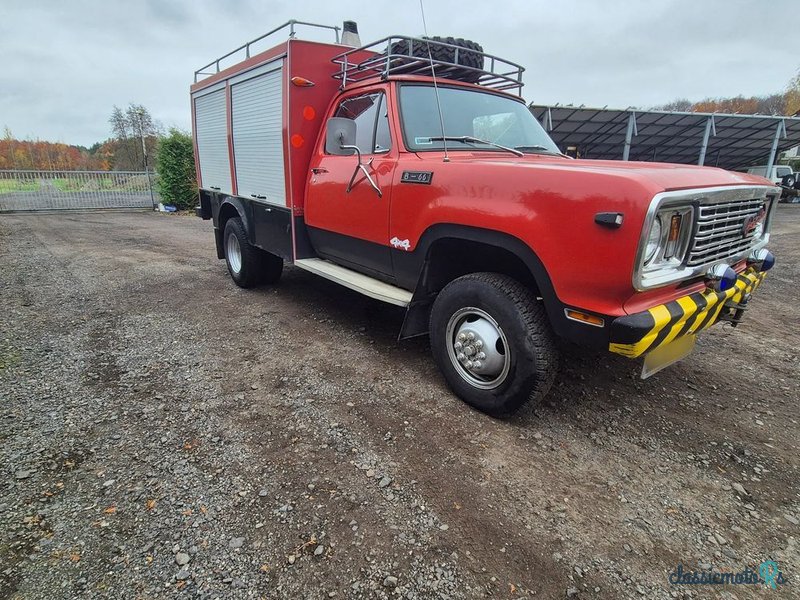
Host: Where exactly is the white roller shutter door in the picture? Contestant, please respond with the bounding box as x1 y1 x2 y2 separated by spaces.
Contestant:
194 88 232 194
231 64 286 206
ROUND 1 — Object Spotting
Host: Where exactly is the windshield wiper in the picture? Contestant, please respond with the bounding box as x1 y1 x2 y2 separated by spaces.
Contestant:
428 135 524 157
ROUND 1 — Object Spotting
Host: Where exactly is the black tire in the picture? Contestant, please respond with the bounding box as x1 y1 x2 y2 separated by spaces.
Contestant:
388 36 484 83
783 174 796 189
429 273 558 417
223 217 283 288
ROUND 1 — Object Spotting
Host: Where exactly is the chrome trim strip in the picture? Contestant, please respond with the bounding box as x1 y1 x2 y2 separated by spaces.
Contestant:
632 185 778 291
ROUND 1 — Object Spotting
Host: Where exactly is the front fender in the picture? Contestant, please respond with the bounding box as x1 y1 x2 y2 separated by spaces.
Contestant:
395 224 610 348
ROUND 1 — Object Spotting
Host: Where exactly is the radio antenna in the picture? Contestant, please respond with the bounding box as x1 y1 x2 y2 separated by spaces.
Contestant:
419 0 449 162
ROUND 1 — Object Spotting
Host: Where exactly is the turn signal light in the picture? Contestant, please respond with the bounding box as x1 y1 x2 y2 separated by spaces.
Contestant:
663 213 682 259
564 309 605 328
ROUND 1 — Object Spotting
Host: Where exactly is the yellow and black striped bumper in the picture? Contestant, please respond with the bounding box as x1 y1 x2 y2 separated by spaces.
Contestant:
609 268 766 359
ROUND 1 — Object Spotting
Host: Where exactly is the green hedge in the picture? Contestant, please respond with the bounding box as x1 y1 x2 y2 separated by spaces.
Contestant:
156 129 198 210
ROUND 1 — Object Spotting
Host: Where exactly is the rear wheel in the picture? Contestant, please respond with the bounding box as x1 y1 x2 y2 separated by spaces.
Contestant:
223 217 283 288
429 273 558 417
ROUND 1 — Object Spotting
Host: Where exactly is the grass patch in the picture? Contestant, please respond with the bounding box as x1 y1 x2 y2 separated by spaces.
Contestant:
51 177 128 192
0 180 39 194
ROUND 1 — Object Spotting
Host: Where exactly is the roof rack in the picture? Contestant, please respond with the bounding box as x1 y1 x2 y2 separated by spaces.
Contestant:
331 35 525 95
194 20 341 83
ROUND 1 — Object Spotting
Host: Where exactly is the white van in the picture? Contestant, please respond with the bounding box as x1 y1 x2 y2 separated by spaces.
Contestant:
746 164 794 184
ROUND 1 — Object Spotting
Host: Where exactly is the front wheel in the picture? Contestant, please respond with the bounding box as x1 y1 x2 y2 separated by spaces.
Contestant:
429 273 559 417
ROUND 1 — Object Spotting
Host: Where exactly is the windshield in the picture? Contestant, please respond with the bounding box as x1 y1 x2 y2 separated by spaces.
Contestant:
399 84 560 155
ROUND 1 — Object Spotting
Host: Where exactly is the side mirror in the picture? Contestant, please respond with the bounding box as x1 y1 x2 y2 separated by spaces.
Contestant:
325 117 356 155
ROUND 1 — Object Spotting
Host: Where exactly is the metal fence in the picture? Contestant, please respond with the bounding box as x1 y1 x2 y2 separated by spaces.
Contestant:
0 170 159 212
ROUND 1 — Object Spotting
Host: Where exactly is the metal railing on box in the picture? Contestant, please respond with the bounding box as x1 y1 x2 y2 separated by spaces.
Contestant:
194 20 341 83
0 170 158 212
332 35 525 95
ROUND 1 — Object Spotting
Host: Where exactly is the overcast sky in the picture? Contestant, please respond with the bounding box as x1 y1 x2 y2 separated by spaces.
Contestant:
2 0 797 146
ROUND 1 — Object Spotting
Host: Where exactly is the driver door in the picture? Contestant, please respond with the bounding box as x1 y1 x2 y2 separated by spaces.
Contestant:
305 89 396 279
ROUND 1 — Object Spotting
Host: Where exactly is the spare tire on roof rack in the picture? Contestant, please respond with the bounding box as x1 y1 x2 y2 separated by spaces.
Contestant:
387 36 485 83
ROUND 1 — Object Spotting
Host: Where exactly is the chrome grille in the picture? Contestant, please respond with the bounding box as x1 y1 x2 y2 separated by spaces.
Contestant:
687 198 766 267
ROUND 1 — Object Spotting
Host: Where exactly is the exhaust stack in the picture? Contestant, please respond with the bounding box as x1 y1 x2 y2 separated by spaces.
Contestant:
341 21 361 47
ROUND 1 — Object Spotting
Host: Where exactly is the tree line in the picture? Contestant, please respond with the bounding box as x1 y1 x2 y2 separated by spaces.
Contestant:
654 70 800 115
1 104 164 172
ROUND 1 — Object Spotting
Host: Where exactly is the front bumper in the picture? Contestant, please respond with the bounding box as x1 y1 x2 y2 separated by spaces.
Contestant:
609 268 766 359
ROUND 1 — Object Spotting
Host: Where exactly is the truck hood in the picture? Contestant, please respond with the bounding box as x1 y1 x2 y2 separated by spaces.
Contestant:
447 153 775 193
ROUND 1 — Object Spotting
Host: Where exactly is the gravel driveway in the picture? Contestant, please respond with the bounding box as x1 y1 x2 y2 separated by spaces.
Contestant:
1 208 798 599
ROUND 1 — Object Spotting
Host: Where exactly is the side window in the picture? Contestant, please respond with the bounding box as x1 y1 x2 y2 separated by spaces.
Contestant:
333 92 392 154
374 95 391 153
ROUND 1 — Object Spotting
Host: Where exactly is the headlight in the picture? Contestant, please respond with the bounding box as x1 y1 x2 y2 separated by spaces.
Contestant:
635 204 694 289
644 216 662 264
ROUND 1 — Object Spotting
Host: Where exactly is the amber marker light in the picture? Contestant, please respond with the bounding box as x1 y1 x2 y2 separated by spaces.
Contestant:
664 213 682 259
291 76 315 87
564 309 604 327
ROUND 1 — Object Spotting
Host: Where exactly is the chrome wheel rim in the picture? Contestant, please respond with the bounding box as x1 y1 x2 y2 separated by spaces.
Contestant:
226 233 242 274
445 307 510 390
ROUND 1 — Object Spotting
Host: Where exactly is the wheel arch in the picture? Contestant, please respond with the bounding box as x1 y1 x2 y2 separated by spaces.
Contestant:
215 197 251 259
398 224 562 339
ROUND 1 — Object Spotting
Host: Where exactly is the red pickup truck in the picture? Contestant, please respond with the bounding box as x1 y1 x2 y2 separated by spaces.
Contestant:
191 20 778 416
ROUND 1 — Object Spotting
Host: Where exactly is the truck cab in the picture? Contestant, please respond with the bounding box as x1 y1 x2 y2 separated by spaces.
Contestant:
191 21 779 417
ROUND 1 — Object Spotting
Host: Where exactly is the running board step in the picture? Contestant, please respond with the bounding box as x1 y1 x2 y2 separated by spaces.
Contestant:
293 258 413 307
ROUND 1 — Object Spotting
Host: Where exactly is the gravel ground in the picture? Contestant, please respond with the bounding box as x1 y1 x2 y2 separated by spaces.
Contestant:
1 207 798 599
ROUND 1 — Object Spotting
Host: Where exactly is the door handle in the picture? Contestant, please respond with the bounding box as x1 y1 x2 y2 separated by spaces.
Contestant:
251 193 267 199
311 167 328 175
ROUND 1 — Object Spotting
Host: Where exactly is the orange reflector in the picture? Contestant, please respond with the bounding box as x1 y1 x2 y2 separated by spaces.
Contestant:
302 106 316 121
290 134 304 148
291 76 315 87
564 309 605 327
669 214 682 242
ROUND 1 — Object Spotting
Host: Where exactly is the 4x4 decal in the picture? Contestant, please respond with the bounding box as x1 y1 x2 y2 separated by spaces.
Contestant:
390 237 411 251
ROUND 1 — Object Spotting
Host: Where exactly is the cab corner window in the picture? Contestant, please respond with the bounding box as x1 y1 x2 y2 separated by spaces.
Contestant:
332 92 391 154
